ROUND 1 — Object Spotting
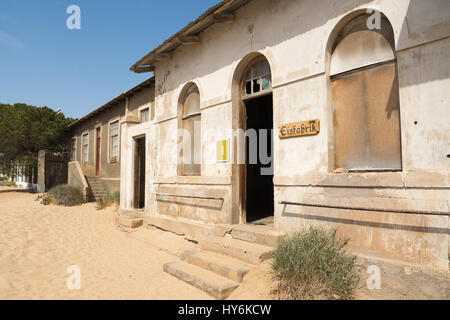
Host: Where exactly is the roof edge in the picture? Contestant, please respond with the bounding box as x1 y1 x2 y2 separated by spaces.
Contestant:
130 0 252 73
68 76 155 129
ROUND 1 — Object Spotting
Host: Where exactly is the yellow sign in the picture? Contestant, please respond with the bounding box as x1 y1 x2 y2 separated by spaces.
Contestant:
217 139 229 162
279 119 320 139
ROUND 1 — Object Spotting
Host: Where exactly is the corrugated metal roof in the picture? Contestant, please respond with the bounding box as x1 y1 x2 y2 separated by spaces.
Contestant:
130 0 252 73
68 77 155 129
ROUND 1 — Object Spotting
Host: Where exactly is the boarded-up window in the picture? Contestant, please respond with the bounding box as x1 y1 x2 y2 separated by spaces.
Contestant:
181 85 201 176
82 133 89 163
110 120 119 159
331 14 401 171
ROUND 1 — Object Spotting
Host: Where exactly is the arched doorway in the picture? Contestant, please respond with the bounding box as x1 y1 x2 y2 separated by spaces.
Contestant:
238 56 274 225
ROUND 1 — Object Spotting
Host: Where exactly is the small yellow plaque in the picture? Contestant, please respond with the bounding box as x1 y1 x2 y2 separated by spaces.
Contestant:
279 119 320 139
217 139 229 162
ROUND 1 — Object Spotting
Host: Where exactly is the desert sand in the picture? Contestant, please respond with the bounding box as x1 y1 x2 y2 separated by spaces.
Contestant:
0 191 274 300
1 190 447 300
0 191 217 300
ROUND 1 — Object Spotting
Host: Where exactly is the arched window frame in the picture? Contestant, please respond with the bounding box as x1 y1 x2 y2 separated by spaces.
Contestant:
241 57 272 100
179 83 202 176
329 12 402 172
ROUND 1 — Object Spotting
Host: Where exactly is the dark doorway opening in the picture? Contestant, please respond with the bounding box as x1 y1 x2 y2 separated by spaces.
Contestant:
134 137 146 209
244 93 274 224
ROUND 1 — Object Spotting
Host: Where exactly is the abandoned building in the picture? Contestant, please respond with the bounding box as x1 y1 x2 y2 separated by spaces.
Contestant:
116 0 450 271
68 77 154 201
74 0 447 273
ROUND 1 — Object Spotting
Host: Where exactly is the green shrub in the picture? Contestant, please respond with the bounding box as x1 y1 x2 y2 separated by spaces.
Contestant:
5 181 16 187
272 227 359 300
96 190 120 210
0 177 7 181
47 185 85 206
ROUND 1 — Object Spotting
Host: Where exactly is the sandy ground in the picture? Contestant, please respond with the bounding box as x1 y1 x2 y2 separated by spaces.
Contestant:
0 191 273 300
0 192 216 300
355 254 450 300
0 191 448 300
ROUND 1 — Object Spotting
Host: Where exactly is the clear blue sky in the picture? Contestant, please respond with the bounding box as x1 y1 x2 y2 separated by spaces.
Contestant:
0 0 219 119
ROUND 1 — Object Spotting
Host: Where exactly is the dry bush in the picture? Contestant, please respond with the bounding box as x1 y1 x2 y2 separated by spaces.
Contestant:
96 191 120 210
46 185 85 206
271 227 359 300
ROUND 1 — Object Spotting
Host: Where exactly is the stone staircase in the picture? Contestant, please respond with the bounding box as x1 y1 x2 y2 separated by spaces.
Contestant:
163 234 275 299
85 176 107 202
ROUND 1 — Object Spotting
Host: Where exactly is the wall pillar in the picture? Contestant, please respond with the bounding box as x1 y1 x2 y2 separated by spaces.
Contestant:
37 150 46 193
120 115 140 209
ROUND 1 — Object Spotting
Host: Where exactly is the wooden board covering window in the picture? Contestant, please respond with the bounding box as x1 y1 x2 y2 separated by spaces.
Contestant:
332 62 402 171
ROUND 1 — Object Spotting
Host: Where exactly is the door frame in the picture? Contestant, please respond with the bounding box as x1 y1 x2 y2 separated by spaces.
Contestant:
231 53 275 226
242 91 274 224
133 135 146 209
95 126 101 177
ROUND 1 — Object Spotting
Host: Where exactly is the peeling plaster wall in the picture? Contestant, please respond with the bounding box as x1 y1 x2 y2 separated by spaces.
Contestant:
130 0 449 269
398 37 450 171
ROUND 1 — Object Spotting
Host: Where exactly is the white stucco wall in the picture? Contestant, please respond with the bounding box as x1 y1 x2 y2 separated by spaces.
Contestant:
121 0 450 269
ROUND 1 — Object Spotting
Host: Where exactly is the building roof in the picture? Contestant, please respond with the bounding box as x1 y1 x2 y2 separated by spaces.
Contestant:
68 77 155 129
130 0 252 73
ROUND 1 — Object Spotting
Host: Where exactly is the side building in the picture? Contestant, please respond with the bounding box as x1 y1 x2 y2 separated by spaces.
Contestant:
68 77 154 201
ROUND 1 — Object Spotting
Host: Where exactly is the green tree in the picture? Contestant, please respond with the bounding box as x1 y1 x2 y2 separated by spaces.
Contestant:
0 103 75 178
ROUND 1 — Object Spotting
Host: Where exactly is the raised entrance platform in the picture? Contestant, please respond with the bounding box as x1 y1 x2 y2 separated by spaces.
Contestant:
143 215 282 247
115 213 283 299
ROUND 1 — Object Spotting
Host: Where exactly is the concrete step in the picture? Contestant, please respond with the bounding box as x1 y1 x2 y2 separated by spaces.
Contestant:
91 196 107 200
229 224 282 247
91 193 107 197
89 185 105 188
199 237 273 265
115 214 143 229
119 208 144 219
180 250 250 283
163 261 239 299
143 215 221 240
91 190 107 194
87 179 103 183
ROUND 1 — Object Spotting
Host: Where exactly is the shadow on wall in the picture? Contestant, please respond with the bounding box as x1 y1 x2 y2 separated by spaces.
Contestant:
281 208 449 236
